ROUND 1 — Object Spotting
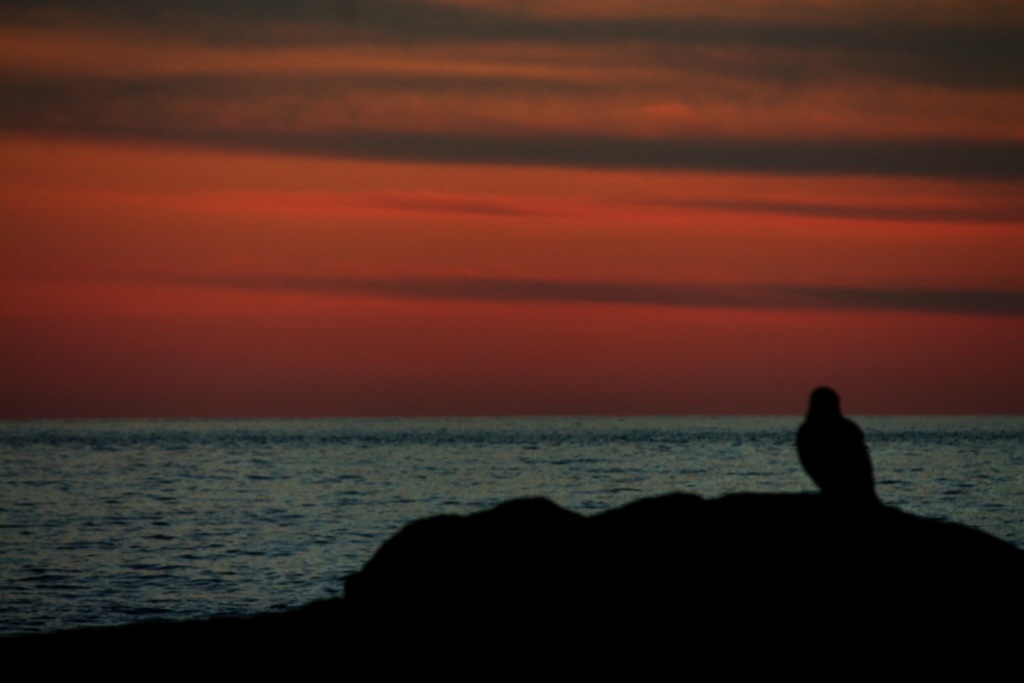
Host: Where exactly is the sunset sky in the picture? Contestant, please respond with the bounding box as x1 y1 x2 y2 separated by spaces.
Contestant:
2 1 1022 418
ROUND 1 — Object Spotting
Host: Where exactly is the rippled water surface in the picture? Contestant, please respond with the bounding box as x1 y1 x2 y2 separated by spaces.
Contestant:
2 416 1021 635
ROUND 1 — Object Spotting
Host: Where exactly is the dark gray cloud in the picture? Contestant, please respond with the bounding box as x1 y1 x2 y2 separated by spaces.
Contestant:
3 75 1020 179
3 1 1022 88
4 3 1020 178
660 199 1024 224
774 284 1024 317
183 273 1024 318
206 130 1023 179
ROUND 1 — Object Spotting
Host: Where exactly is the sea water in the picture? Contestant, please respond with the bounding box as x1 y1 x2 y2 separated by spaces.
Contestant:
1 416 1021 635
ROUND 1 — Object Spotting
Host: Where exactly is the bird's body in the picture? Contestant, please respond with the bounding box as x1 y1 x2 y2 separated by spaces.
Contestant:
797 387 879 504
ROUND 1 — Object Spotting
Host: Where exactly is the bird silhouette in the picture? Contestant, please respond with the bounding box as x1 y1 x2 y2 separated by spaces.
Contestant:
797 387 879 504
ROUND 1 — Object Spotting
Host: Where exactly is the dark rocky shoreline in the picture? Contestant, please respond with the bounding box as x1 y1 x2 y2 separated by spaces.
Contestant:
6 493 1021 663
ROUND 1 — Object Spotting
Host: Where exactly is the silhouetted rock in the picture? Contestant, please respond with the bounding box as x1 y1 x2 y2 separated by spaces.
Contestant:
346 493 1020 626
6 493 1020 666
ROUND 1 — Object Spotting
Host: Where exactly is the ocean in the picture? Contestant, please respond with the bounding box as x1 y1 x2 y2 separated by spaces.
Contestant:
1 416 1021 636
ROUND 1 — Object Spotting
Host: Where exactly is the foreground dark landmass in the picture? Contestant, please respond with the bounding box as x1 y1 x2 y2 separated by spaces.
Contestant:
6 493 1022 664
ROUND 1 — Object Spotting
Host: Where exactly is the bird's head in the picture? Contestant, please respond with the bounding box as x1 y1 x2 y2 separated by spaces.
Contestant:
807 386 842 417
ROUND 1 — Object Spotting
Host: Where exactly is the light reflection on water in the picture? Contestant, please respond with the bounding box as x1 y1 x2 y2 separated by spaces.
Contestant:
1 416 1021 634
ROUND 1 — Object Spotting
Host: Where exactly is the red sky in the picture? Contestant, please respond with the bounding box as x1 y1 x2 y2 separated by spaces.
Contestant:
2 1 1022 417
